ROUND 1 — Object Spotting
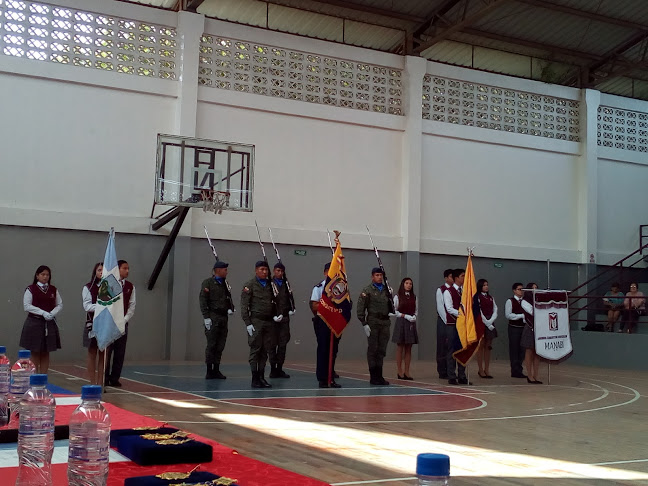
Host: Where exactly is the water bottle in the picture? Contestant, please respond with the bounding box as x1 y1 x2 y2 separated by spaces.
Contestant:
9 350 36 424
0 346 10 426
417 453 450 485
68 385 111 486
15 374 56 486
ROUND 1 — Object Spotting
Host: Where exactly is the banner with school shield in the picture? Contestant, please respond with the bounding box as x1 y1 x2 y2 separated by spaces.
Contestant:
533 290 573 362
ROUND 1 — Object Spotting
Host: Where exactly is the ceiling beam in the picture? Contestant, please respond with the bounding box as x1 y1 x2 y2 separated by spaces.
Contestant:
514 0 648 32
185 0 205 13
414 0 509 54
305 0 426 23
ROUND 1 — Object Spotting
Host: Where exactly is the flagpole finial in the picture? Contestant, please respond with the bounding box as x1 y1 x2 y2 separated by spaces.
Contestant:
333 230 341 240
467 246 475 256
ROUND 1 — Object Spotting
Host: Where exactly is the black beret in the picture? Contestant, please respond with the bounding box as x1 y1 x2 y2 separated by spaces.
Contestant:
324 262 331 271
274 262 285 270
371 267 384 275
213 261 229 269
255 260 270 268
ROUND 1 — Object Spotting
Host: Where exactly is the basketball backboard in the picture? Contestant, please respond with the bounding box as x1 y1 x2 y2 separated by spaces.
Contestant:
154 133 254 211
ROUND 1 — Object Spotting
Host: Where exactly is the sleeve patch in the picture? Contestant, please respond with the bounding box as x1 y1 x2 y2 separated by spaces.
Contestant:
361 292 367 297
243 287 250 293
204 288 210 293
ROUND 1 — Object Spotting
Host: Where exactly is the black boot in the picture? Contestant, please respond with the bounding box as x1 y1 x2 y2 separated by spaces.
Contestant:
378 366 389 386
205 363 215 379
258 369 272 388
213 366 226 379
277 365 290 378
369 367 383 385
269 364 281 378
251 371 263 388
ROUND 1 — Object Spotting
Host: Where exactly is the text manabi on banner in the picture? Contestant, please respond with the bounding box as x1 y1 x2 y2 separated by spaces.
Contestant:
533 290 573 361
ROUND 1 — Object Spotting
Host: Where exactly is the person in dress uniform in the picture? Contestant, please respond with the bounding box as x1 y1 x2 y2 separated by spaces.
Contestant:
82 262 104 385
311 262 341 388
199 260 233 380
392 277 418 380
475 278 498 379
504 282 531 379
241 260 276 388
435 269 454 379
444 268 470 385
21 265 63 374
268 262 292 379
357 267 394 386
105 260 136 387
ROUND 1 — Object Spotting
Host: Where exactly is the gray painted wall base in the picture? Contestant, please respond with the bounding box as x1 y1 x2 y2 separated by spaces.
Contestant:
569 332 648 370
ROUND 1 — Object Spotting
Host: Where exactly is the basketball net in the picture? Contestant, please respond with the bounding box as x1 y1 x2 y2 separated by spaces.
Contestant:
200 189 230 214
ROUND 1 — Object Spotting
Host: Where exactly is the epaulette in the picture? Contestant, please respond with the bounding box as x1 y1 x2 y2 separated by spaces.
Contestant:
315 282 323 288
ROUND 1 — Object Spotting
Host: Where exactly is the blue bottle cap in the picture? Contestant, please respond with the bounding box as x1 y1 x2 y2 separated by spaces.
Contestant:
81 385 103 400
30 374 48 386
0 346 6 354
416 453 450 477
18 350 31 359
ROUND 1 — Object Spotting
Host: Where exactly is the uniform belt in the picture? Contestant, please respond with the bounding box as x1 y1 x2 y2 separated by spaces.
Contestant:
28 313 46 320
508 322 524 328
212 310 228 317
251 313 273 320
368 312 389 319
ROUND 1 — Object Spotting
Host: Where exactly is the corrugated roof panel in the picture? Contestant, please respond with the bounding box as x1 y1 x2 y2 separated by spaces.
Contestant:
344 20 404 51
119 0 178 8
267 4 344 43
473 46 532 78
424 40 473 68
472 2 633 57
597 76 633 97
199 0 268 28
558 0 648 27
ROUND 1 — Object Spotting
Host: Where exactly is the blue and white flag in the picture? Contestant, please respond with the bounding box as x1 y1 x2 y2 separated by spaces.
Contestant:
90 228 126 351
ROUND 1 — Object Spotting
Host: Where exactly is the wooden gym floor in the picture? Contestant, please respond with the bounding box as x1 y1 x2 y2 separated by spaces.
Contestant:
49 359 648 486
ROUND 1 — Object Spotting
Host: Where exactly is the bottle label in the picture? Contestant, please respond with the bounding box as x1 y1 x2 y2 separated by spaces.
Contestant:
69 438 109 462
19 418 54 435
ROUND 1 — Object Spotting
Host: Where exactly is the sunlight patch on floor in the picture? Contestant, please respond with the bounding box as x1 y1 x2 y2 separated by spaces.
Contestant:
206 413 648 481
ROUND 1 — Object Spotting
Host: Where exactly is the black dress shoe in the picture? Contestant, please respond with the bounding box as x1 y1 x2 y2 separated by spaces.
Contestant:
448 378 458 385
404 375 414 380
397 374 405 379
213 370 226 379
439 374 449 380
111 380 122 388
511 373 527 379
329 380 341 388
458 378 472 385
319 381 329 388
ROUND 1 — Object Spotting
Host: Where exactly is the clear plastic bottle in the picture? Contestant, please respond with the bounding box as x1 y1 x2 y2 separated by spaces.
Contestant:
0 346 11 426
417 453 450 485
68 385 111 486
15 374 56 486
9 350 36 425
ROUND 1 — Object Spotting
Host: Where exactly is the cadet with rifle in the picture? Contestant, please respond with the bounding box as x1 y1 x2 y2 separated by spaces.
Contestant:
268 228 295 379
357 227 395 386
199 226 235 380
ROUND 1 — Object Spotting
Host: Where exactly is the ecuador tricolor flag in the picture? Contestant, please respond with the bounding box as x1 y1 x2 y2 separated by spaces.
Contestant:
453 253 485 366
317 232 352 337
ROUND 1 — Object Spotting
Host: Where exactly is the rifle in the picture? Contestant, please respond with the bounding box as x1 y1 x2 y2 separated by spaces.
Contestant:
254 221 279 298
203 225 235 312
268 228 296 312
366 226 395 314
327 229 335 254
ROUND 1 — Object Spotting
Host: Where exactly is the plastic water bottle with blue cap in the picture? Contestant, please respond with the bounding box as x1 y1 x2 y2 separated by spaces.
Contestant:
15 374 56 486
9 350 36 425
417 453 450 485
0 346 11 426
68 385 111 486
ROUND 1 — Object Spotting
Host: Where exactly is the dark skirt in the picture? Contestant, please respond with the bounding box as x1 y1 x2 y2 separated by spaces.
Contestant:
391 316 419 345
520 324 535 350
483 326 498 341
20 315 61 353
82 322 98 349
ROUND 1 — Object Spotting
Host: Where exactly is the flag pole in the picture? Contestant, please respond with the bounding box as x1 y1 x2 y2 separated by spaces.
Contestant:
328 334 334 386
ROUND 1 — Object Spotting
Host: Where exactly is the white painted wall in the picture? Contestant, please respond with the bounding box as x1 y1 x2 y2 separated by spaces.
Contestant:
420 134 580 262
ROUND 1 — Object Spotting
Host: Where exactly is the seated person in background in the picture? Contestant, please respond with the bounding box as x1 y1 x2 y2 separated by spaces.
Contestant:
621 282 645 334
603 283 625 332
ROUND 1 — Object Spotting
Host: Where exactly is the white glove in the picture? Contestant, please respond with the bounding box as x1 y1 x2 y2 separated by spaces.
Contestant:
405 315 415 322
388 313 397 318
227 309 234 315
395 311 403 318
273 315 283 322
43 312 54 321
363 324 371 337
411 315 417 322
204 318 212 330
246 324 255 336
288 310 295 316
